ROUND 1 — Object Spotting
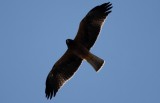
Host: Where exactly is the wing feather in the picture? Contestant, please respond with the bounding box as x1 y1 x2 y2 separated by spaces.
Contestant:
45 50 82 99
74 2 112 49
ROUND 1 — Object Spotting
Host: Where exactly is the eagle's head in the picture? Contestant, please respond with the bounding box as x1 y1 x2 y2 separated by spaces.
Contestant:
66 39 74 48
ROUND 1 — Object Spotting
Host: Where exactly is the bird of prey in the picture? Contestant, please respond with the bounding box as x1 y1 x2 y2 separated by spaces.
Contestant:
45 2 112 99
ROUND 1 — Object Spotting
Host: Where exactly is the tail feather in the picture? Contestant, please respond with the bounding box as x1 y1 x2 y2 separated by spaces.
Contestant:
86 53 105 72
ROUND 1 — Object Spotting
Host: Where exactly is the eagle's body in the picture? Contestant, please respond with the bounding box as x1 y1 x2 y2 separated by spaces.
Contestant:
66 39 90 59
45 2 112 99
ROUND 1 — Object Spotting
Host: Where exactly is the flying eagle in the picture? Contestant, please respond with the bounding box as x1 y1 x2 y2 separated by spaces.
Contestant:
45 2 112 99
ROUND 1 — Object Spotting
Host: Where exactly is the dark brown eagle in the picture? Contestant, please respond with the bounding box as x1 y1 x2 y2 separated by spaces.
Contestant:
45 2 112 99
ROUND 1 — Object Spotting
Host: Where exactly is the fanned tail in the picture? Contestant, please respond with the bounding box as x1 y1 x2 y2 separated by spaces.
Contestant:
86 53 105 72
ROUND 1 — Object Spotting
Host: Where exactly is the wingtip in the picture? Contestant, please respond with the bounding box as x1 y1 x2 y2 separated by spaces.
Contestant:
45 87 58 100
53 90 57 97
45 93 53 100
45 90 49 99
99 2 113 12
104 2 113 15
45 87 53 100
106 10 112 15
101 2 112 6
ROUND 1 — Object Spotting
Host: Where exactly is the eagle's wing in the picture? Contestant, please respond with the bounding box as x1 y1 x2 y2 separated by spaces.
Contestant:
74 2 112 49
45 50 82 99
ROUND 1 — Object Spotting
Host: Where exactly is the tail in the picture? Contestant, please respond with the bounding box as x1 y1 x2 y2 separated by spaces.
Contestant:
86 53 105 72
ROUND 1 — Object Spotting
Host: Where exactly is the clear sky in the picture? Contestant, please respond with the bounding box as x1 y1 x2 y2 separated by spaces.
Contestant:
0 0 160 103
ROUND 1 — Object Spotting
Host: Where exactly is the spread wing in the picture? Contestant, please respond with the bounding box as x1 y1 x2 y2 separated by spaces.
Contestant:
74 2 112 49
45 50 82 99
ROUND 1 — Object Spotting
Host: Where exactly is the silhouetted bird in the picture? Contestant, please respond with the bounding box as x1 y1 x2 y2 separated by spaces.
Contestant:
45 2 112 99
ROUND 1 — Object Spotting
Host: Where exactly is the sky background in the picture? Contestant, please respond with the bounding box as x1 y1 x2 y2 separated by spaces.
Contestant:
0 0 160 103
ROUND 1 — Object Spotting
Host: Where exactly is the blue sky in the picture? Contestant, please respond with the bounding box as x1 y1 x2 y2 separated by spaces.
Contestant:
0 0 160 103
